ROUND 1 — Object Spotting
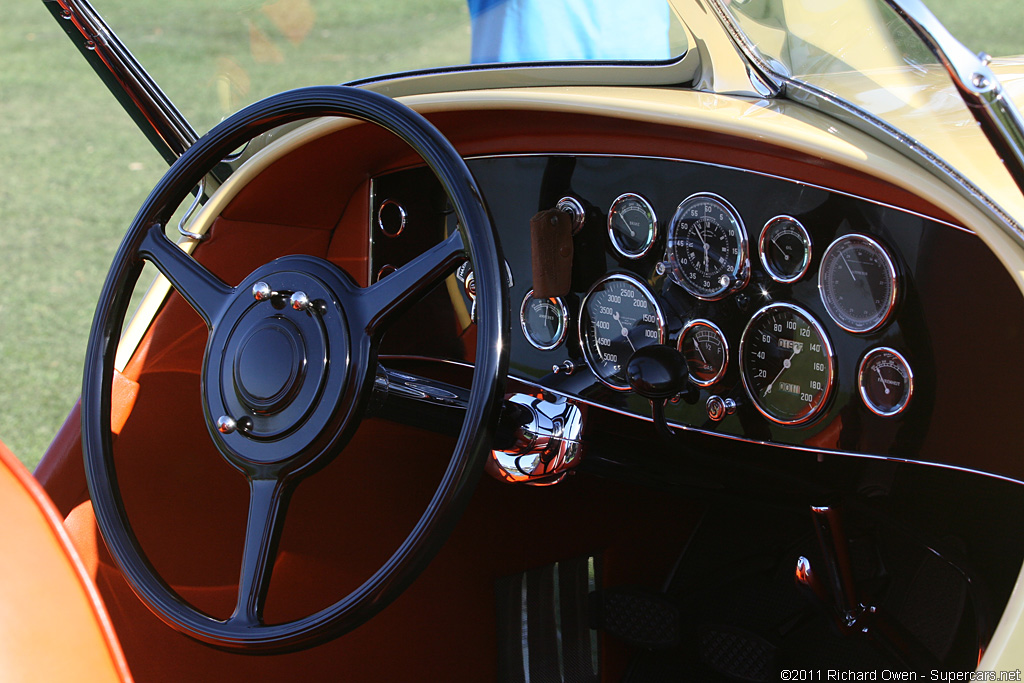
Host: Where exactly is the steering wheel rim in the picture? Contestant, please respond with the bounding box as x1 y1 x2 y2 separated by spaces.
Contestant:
81 85 509 653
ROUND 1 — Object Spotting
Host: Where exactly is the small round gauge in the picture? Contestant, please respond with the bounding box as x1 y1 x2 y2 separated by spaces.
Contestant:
579 274 666 391
666 192 748 300
759 216 812 283
818 234 898 333
521 291 569 350
678 319 728 386
858 347 913 416
740 303 835 425
607 193 658 258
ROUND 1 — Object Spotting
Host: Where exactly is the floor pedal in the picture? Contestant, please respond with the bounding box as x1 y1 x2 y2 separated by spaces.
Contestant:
589 586 680 649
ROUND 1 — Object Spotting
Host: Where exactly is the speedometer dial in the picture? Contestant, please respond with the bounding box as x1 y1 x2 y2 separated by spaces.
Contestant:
666 193 748 300
740 303 835 425
579 274 666 391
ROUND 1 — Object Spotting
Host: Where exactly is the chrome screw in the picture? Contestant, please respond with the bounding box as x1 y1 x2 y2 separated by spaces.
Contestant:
217 416 237 434
290 291 311 311
252 282 274 301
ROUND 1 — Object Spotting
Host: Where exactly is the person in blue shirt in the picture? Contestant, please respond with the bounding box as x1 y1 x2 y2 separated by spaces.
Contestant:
467 0 672 63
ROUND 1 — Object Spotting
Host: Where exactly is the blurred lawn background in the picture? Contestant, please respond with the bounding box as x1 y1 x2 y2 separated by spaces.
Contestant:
0 0 1022 470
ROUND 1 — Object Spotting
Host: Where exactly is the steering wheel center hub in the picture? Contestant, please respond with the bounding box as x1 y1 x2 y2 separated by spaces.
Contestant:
233 322 304 412
202 259 357 466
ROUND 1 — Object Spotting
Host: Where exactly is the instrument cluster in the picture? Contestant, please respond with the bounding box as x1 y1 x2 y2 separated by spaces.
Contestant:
370 154 1017 463
521 185 910 428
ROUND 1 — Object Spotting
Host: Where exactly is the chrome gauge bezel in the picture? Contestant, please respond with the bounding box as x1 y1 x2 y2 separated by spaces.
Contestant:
858 347 914 417
739 302 836 426
520 290 570 351
578 274 667 391
665 192 749 301
677 318 729 387
818 234 898 334
607 192 658 259
759 215 812 284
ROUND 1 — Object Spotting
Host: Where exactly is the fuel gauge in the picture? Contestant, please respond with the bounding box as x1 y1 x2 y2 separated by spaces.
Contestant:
678 319 728 386
858 347 913 416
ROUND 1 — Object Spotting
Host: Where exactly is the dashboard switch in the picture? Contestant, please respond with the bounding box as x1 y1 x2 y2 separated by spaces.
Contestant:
706 395 737 422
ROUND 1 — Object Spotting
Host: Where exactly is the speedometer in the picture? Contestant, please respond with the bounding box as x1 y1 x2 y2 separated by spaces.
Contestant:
740 303 835 425
579 274 666 391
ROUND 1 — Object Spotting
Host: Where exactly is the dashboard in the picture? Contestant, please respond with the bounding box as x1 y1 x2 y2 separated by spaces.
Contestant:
369 152 1024 483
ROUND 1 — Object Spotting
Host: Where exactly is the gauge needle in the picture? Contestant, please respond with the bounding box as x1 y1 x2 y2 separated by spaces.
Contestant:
875 366 890 395
617 214 636 237
612 310 635 352
771 235 790 261
841 252 857 281
763 346 799 397
695 341 709 365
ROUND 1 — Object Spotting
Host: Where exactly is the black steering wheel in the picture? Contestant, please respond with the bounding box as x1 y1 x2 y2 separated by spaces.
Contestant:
81 86 509 652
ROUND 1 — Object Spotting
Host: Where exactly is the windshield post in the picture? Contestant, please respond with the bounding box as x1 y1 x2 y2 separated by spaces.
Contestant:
42 0 198 166
881 0 1024 198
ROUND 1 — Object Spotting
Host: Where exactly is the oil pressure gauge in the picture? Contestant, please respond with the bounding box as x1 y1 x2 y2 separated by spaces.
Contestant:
858 347 913 416
759 216 811 283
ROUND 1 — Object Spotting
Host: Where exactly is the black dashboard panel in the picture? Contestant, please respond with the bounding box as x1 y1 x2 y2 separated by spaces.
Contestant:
371 154 1024 482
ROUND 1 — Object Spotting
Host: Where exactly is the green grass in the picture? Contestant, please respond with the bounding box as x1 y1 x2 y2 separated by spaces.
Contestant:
1 0 1023 470
0 0 469 469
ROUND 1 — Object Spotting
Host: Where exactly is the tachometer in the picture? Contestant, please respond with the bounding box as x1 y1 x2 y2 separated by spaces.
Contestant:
665 192 748 300
740 303 835 425
579 274 666 391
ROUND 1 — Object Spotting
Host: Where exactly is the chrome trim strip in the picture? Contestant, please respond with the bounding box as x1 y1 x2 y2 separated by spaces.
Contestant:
881 0 1024 195
380 354 1024 486
461 152 975 235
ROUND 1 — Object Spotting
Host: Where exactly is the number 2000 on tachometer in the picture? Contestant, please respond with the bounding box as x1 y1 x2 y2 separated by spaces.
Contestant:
579 274 666 391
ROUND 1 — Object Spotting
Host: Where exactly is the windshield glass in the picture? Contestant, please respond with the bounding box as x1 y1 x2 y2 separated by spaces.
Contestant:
96 0 687 135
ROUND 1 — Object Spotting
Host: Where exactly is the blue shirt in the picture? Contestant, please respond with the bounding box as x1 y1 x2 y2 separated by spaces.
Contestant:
468 0 671 63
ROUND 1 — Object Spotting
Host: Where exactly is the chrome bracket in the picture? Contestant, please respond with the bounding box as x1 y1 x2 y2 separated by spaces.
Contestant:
177 179 208 242
489 393 585 485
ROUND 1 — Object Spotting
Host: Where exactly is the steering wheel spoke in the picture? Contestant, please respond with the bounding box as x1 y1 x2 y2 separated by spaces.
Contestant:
229 476 293 628
140 225 234 327
354 230 466 336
